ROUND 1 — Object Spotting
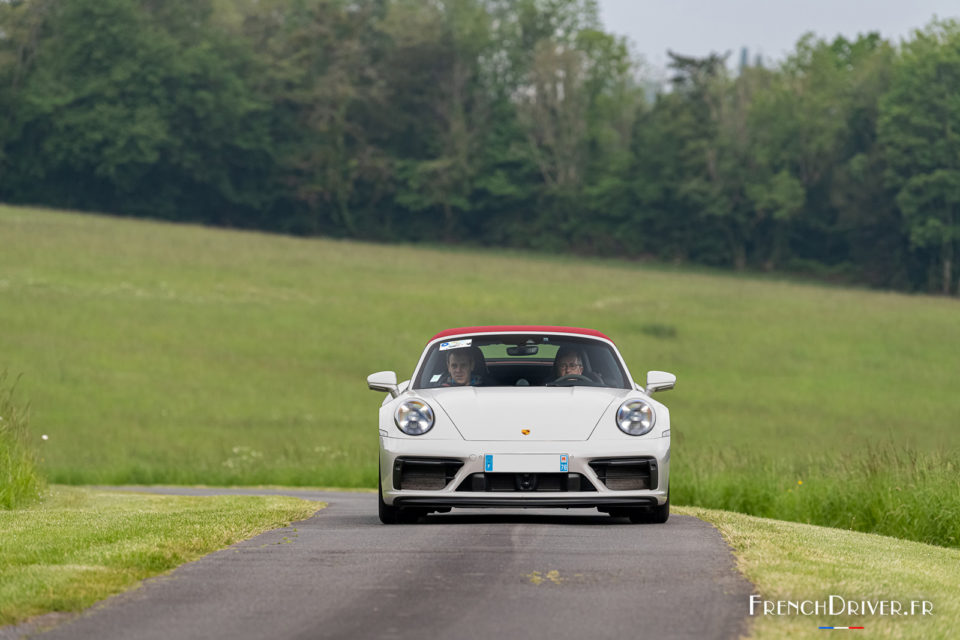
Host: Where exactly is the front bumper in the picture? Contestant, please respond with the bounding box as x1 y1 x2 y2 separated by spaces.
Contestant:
379 436 670 509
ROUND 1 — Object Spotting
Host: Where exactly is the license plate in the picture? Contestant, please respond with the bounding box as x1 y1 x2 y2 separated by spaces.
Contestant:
484 454 569 473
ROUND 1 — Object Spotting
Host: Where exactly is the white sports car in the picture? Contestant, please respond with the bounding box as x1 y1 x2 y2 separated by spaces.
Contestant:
367 325 675 524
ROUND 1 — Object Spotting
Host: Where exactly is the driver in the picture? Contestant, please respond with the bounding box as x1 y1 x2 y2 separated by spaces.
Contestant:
441 348 483 386
551 346 603 385
553 346 586 379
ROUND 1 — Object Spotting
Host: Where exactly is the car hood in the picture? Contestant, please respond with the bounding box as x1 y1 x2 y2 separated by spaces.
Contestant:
421 386 628 441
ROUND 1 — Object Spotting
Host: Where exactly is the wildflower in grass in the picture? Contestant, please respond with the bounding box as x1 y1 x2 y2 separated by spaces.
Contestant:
313 445 347 459
797 480 803 485
222 446 264 469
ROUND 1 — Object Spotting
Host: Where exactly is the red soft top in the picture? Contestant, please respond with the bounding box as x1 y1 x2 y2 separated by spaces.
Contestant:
430 325 612 342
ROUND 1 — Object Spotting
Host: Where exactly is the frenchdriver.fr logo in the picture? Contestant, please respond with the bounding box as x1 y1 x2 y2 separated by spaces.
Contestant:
749 594 934 630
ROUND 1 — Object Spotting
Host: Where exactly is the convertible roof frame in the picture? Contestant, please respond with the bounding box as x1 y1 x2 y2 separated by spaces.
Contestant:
431 326 611 342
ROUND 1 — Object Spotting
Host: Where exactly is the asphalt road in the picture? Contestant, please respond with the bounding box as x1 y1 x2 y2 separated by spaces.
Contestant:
30 488 754 640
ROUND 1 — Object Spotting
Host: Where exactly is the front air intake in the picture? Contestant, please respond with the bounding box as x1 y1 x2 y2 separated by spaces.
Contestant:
393 457 463 490
589 458 658 490
455 473 596 492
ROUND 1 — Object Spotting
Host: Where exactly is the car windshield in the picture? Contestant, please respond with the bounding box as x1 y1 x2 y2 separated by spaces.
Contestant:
413 334 630 389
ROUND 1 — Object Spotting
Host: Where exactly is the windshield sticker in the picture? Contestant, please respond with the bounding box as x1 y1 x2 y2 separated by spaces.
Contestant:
439 339 472 351
430 374 441 382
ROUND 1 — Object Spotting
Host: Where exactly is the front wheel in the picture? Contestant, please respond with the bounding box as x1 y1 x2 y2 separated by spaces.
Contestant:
378 474 424 524
628 490 669 524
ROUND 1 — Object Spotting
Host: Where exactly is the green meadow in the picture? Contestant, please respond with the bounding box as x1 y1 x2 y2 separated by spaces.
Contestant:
0 487 320 627
2 204 958 546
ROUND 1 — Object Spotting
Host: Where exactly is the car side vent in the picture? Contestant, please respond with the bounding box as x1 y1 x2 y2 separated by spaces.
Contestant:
394 457 463 491
589 458 658 491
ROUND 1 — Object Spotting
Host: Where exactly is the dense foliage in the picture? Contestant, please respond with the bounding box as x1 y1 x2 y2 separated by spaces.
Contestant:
1 0 958 293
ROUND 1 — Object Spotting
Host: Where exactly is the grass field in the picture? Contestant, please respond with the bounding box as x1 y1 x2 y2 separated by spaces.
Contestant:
682 506 960 639
1 204 958 545
0 486 320 627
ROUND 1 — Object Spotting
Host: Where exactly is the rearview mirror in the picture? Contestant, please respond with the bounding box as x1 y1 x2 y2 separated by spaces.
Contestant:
367 371 399 398
645 370 676 394
507 345 539 356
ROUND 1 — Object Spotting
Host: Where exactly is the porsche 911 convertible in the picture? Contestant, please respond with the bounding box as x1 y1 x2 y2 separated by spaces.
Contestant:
367 325 675 524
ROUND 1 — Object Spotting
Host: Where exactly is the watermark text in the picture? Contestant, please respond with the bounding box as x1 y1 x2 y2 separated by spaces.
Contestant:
749 595 933 617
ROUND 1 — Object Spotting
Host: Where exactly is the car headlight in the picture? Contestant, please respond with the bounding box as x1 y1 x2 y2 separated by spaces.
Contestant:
394 399 435 435
616 399 656 436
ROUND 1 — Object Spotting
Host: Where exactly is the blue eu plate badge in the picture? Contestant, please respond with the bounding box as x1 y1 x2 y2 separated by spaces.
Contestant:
485 454 493 472
560 455 568 472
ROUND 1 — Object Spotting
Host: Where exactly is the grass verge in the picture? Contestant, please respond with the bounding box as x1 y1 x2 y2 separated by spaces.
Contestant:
0 486 321 627
0 372 45 509
680 506 960 639
675 446 960 548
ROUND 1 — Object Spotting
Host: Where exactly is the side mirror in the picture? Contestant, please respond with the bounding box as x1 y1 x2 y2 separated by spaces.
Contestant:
367 371 399 398
645 370 676 394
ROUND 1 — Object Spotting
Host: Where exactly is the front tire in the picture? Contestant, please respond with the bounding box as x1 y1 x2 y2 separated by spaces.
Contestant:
378 474 424 524
628 490 670 524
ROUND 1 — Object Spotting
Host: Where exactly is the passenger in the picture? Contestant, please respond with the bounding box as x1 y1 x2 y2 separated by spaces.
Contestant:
442 348 483 386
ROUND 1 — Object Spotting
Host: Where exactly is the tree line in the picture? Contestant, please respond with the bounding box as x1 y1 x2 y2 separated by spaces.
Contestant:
1 0 958 294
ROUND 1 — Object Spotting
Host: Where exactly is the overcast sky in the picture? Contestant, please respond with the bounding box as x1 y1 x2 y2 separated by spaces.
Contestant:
596 0 960 70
